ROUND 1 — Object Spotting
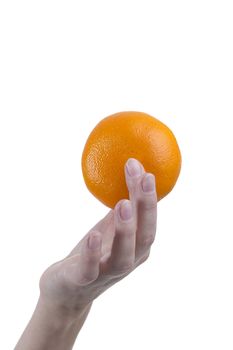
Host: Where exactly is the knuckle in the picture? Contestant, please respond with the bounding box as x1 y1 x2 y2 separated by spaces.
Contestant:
136 251 150 266
138 194 157 211
140 252 150 264
142 200 157 211
111 262 134 275
126 178 141 192
117 227 136 238
115 219 136 233
86 254 99 264
126 174 138 185
79 272 96 285
139 234 155 247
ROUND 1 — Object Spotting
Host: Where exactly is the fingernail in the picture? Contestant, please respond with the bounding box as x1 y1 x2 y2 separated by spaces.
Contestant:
126 158 142 177
119 200 133 221
88 233 101 250
142 174 155 193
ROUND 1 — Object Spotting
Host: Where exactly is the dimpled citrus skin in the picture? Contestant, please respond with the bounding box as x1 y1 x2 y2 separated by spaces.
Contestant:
81 111 182 208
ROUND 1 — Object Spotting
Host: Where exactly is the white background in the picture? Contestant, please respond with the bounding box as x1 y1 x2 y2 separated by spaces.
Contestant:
0 1 233 349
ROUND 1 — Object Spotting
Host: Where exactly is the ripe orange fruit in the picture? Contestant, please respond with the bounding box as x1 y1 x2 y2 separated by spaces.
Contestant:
82 111 181 208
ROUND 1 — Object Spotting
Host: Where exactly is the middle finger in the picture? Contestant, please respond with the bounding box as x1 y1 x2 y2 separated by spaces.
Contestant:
125 158 157 260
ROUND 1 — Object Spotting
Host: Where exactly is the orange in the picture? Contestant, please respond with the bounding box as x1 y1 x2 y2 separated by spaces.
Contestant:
82 111 181 208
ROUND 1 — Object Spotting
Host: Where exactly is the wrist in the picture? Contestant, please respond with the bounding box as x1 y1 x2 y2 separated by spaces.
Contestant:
36 295 93 330
15 298 93 350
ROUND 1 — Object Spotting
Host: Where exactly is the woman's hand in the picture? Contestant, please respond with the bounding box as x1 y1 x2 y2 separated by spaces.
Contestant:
15 158 157 350
39 158 157 315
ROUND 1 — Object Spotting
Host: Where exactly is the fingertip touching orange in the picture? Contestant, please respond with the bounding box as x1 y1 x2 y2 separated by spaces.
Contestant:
81 111 181 208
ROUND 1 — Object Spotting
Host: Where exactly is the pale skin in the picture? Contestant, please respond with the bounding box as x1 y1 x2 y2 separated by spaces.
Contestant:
15 158 157 350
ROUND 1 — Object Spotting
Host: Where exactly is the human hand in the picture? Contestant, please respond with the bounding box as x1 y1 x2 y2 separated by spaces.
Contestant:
39 158 157 316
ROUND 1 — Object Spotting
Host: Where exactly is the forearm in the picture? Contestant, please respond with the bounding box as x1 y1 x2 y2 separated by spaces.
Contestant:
14 296 92 350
